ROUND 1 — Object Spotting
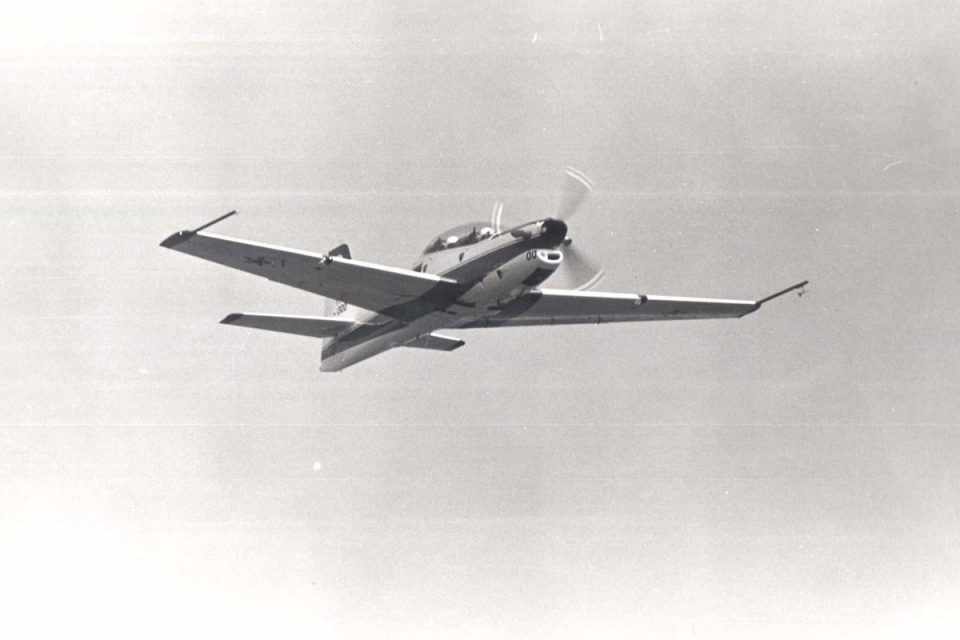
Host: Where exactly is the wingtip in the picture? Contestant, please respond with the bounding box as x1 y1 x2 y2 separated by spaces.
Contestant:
756 280 809 306
192 210 238 233
220 313 243 325
161 211 238 248
159 230 194 248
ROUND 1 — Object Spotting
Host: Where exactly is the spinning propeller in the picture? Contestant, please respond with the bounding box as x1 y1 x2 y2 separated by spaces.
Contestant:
556 166 593 221
553 167 605 290
560 237 605 291
490 200 505 234
490 167 605 290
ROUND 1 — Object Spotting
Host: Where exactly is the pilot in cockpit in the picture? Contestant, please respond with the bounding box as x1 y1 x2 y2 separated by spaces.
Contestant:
426 223 498 254
441 226 495 249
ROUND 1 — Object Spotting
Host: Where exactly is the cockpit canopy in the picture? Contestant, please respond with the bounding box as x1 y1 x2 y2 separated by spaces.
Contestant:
422 221 496 255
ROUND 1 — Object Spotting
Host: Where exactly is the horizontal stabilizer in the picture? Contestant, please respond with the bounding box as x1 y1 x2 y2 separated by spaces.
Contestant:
220 313 378 339
404 333 465 351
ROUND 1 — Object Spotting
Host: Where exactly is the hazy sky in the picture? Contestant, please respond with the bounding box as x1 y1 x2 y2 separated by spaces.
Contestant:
3 2 960 638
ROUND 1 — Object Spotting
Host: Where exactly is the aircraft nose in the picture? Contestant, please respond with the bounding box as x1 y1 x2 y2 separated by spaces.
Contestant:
539 218 568 242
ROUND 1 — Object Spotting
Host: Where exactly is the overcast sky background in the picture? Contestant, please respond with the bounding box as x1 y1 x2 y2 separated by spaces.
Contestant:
3 1 960 638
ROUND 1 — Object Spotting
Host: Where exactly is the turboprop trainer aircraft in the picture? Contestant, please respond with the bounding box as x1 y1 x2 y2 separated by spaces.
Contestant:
161 168 807 372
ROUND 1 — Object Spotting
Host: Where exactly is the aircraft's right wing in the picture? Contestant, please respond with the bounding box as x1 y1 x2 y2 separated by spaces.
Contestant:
161 212 461 318
462 281 807 327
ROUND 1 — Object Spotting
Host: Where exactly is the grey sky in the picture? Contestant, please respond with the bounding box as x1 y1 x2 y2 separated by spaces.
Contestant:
2 1 960 638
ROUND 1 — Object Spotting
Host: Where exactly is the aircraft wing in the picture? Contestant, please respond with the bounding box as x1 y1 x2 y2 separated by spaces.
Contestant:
161 214 460 318
463 281 807 327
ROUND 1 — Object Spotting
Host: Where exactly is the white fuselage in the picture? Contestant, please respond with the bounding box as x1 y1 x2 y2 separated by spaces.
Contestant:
320 218 567 371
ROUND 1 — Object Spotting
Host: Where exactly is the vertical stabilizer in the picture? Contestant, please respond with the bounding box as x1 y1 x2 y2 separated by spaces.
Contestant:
320 243 354 351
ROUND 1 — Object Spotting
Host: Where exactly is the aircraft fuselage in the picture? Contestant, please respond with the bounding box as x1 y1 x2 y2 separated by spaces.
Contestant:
319 217 568 371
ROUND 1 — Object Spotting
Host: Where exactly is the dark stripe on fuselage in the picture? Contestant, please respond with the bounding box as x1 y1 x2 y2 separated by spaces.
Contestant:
458 291 544 328
322 232 554 359
321 320 399 359
441 231 556 284
522 268 555 287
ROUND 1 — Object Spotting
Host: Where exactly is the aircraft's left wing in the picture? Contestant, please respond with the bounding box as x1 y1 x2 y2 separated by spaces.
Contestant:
161 213 461 318
463 281 807 328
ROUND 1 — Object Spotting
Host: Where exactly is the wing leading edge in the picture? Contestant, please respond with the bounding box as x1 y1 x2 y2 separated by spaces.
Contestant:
463 281 807 328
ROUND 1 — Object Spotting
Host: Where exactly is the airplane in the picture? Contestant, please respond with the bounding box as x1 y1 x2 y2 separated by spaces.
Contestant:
160 168 807 372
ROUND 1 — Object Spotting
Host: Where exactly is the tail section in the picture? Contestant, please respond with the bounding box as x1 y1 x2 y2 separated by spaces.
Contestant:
320 243 355 350
321 296 352 321
220 313 376 338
